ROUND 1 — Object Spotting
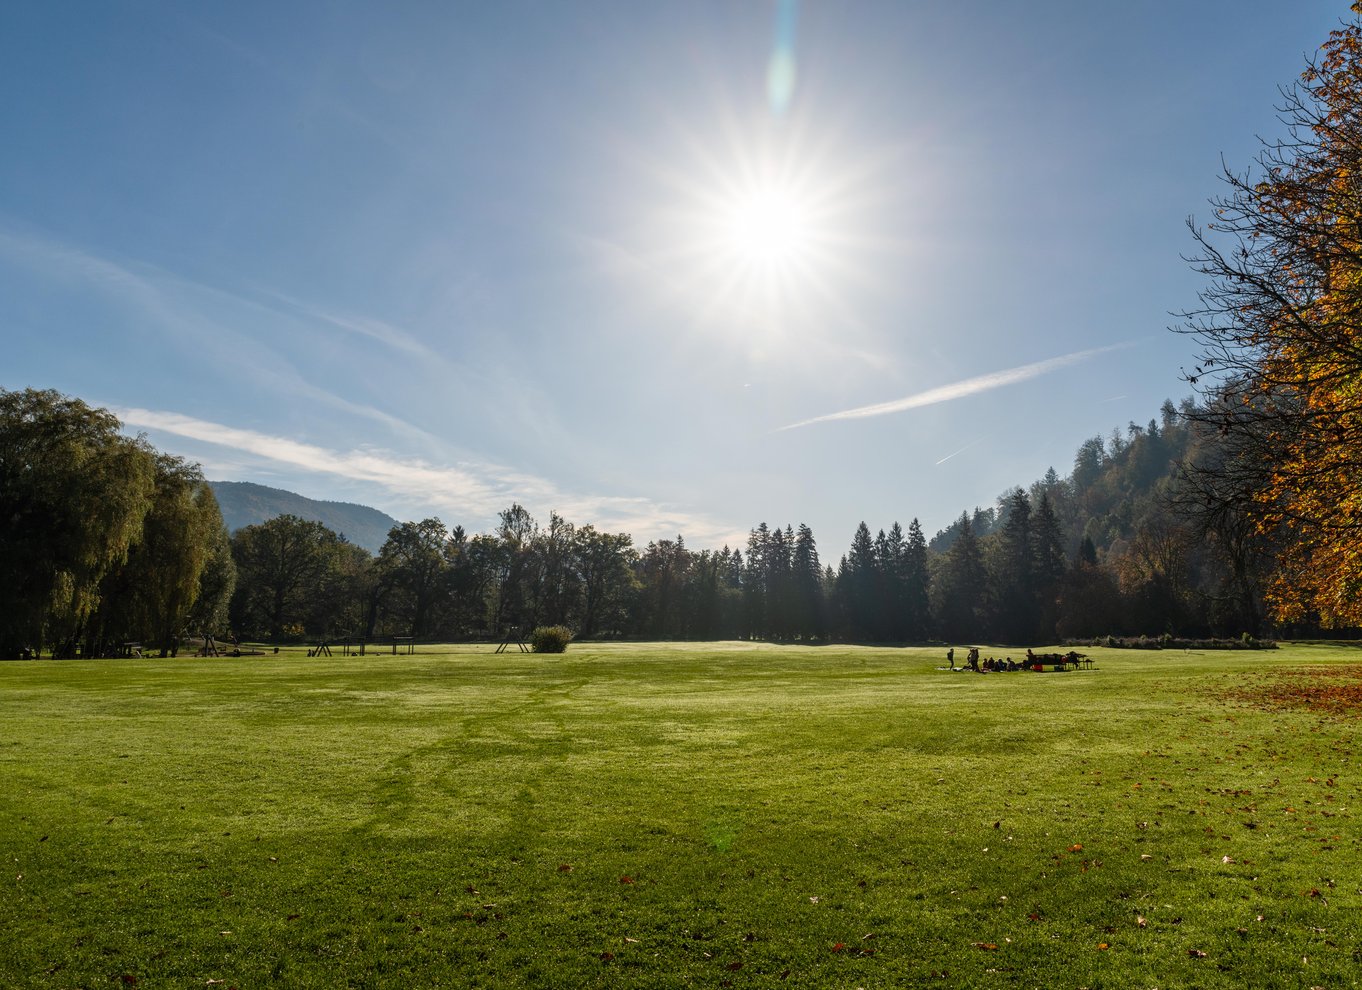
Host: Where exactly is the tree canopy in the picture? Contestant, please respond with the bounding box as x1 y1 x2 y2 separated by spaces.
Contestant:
1181 3 1362 626
0 388 232 658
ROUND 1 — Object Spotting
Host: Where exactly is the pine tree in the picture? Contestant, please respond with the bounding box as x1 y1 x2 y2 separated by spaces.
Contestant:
932 512 987 642
904 519 931 640
991 490 1036 643
791 523 825 641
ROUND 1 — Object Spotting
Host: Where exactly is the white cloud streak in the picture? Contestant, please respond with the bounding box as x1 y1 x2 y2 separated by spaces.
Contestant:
114 406 739 547
934 437 984 466
778 342 1136 431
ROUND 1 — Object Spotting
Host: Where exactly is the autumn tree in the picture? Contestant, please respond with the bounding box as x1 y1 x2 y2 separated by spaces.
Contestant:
1180 4 1362 625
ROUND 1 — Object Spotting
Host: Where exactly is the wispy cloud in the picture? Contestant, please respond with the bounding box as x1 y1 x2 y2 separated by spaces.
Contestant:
778 343 1136 431
114 406 738 546
0 223 449 445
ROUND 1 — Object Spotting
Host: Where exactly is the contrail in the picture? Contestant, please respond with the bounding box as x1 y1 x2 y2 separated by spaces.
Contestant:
777 342 1134 431
935 437 985 465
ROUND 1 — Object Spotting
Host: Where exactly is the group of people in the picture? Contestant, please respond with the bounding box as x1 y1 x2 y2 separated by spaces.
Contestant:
946 646 1088 672
947 646 1027 672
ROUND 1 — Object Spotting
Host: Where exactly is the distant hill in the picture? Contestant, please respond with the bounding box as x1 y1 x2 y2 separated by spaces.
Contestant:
208 481 400 553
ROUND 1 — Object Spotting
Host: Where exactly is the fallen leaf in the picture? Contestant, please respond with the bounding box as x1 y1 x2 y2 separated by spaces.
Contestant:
1069 844 1083 852
1136 916 1147 928
624 936 640 943
809 896 819 904
1097 942 1109 950
726 961 743 971
619 875 635 885
600 951 614 962
557 864 573 873
831 943 845 953
1188 949 1207 958
1140 854 1153 861
972 942 998 950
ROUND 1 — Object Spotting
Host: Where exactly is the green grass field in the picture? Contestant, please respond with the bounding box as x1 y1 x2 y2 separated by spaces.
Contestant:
2 642 1360 988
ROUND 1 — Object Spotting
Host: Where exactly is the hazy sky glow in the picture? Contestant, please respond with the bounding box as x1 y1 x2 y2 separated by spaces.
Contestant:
0 2 1344 549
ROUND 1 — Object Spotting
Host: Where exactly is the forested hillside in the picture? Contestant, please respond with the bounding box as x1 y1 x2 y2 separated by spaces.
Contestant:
210 481 398 554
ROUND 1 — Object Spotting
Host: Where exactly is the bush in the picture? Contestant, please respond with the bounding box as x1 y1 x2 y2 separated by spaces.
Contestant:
530 625 572 654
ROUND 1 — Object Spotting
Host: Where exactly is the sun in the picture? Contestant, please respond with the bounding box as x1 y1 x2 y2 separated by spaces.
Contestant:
721 184 814 270
629 113 883 352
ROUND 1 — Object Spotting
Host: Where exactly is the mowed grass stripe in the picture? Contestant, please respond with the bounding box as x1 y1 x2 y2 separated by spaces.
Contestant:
2 643 1359 988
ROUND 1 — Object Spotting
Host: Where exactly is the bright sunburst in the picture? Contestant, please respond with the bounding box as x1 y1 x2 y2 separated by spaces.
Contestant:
720 183 814 271
622 111 890 361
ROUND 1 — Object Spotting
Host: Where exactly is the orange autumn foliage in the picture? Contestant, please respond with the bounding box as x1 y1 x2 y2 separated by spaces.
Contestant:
1185 4 1362 626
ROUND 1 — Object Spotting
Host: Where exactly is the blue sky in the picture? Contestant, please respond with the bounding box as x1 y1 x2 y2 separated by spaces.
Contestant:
0 1 1343 551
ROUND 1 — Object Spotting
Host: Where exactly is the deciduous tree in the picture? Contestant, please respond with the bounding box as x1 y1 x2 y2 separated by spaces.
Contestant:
0 389 156 658
1180 4 1362 624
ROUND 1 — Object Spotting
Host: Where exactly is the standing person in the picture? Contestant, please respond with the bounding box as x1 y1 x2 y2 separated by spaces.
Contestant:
947 647 955 669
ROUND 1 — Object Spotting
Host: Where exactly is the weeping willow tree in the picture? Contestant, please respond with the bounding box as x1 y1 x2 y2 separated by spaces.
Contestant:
0 389 156 658
88 455 235 657
0 388 233 658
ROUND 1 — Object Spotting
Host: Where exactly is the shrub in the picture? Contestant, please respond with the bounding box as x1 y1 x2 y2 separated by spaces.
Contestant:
530 625 572 654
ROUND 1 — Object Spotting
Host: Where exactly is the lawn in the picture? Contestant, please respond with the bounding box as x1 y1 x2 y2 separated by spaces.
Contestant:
2 641 1359 988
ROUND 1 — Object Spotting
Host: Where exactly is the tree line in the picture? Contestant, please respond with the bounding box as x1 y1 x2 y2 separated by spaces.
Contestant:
1 380 1340 660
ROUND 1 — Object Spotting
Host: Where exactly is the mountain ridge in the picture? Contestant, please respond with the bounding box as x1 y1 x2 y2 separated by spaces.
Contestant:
208 481 399 553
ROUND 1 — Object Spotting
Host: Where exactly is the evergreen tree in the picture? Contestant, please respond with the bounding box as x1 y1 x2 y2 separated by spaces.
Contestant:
903 519 931 640
990 489 1036 643
743 523 770 639
841 522 878 640
1031 492 1068 641
791 523 825 641
932 512 987 642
